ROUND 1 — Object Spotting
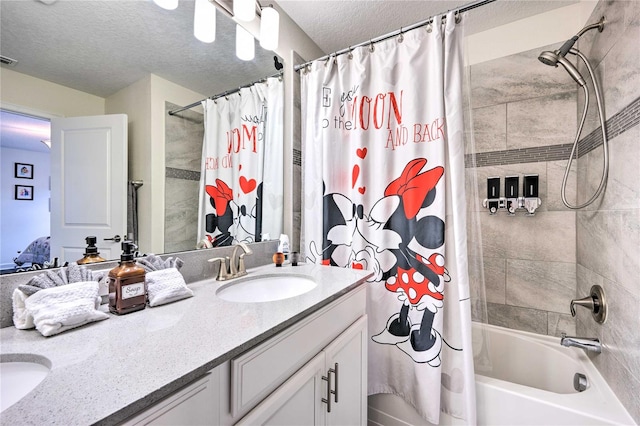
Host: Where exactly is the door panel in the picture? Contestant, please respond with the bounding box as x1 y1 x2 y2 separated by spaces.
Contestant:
50 114 127 263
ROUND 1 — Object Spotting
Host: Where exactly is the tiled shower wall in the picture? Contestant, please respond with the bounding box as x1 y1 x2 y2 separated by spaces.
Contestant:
467 43 579 337
164 102 204 253
574 0 640 422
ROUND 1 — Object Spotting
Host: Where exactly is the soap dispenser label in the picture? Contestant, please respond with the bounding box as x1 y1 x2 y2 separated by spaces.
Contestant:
122 282 145 300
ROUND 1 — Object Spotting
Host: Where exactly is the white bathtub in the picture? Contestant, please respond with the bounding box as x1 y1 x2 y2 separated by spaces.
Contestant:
473 322 635 426
368 322 635 426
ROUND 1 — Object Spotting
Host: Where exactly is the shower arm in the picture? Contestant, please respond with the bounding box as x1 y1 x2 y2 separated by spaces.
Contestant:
560 48 609 210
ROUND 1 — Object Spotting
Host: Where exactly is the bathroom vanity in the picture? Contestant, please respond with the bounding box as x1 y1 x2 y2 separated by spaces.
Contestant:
0 263 371 425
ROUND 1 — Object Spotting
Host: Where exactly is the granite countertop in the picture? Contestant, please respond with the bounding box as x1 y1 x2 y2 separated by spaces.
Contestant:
0 263 372 425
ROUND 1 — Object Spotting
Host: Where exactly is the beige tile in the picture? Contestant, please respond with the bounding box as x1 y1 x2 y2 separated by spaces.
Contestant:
577 209 640 298
471 43 576 109
165 103 204 172
483 257 506 304
481 211 576 263
579 1 627 70
506 259 576 313
470 104 507 153
601 13 640 122
577 129 640 215
507 91 577 149
486 302 547 335
548 312 576 337
601 277 640 380
546 160 577 212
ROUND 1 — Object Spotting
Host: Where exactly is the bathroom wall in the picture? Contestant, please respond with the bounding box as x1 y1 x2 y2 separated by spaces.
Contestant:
574 0 640 422
163 102 204 253
0 148 50 269
467 43 579 337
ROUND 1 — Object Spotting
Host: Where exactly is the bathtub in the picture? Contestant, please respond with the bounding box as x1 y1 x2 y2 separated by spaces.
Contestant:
368 322 635 425
473 322 635 426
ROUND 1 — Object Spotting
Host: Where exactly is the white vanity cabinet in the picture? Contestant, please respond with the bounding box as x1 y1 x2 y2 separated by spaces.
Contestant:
122 284 367 426
237 315 367 425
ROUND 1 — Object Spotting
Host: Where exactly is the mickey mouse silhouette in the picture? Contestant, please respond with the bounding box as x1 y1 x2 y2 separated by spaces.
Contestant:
310 158 448 364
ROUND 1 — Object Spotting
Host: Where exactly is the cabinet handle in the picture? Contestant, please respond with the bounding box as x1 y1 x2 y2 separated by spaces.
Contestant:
321 370 332 413
331 362 338 403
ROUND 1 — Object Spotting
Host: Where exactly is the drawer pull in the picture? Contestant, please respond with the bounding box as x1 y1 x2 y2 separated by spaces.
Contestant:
321 370 332 413
331 363 338 403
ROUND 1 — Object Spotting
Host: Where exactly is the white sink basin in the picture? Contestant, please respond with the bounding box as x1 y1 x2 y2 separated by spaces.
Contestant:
1 358 50 412
216 274 317 303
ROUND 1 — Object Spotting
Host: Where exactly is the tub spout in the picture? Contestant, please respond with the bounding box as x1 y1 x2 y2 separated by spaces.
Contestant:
560 334 601 353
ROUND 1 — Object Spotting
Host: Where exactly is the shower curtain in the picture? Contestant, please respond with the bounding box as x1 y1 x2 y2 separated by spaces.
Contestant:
301 12 475 424
198 77 283 246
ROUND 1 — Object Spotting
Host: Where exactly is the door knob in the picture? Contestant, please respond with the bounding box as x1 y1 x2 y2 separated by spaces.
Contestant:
104 235 121 243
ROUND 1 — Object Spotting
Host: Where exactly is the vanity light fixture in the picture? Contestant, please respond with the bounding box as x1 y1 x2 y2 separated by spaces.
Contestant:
153 0 178 11
236 24 255 61
234 0 256 22
259 5 279 50
194 0 216 43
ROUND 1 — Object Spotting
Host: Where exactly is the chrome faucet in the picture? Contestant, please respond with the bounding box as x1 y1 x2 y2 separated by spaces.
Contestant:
560 334 602 354
207 243 253 281
230 242 253 278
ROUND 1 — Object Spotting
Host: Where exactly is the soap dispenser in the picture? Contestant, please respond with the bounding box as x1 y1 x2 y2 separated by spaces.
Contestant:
77 236 106 265
108 241 146 315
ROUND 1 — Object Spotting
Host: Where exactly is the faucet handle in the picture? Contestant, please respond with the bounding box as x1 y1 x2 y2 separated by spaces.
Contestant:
208 257 230 281
570 285 607 324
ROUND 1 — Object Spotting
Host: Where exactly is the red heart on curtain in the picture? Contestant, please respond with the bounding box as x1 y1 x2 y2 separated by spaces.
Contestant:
239 176 257 193
356 147 367 159
358 187 366 194
352 165 360 188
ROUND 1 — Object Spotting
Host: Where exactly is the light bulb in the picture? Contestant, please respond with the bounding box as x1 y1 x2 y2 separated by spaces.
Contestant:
236 24 255 61
259 6 279 51
153 0 178 10
194 0 216 43
234 0 255 22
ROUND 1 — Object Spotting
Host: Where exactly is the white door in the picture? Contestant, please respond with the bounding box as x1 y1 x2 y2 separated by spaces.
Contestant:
325 316 368 426
237 353 326 426
50 114 127 263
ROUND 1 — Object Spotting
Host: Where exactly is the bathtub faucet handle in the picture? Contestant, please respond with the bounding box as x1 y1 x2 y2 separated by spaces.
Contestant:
569 285 607 324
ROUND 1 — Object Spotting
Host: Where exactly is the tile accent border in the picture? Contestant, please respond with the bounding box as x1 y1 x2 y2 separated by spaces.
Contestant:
166 167 200 181
466 96 640 168
293 148 302 166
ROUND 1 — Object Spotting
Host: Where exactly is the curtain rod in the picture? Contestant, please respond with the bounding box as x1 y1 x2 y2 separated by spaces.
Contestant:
294 0 497 71
167 71 283 116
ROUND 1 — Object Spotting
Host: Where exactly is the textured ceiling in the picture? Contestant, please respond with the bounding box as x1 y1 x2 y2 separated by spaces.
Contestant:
0 0 277 99
1 0 578 153
275 0 579 54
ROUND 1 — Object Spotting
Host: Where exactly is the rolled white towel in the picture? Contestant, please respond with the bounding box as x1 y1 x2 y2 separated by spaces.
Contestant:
12 288 34 330
146 268 193 307
24 281 109 337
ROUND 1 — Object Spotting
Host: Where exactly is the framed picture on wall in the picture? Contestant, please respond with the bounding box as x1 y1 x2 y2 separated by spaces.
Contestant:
15 185 34 201
15 163 34 179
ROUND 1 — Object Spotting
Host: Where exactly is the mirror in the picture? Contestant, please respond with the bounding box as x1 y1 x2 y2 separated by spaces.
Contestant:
0 0 283 274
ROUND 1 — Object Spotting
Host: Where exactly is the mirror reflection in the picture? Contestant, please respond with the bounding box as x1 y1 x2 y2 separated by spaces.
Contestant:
0 0 284 274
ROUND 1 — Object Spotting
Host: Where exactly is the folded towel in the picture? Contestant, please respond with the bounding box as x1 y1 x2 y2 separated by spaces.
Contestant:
12 288 34 330
138 255 184 273
146 268 193 307
18 263 104 296
24 281 109 337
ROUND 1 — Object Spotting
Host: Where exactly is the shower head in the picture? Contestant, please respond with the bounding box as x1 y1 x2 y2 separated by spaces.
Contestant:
538 50 586 87
538 17 605 87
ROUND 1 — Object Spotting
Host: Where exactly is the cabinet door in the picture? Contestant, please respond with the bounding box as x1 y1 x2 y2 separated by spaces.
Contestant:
323 315 367 426
237 353 326 426
121 372 219 425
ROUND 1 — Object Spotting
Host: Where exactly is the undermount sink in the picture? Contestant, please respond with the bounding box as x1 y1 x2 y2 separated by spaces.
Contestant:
1 355 51 412
216 274 317 303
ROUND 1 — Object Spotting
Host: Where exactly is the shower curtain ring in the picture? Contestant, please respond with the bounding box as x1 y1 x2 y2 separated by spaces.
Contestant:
455 10 461 23
426 18 433 33
348 47 353 60
369 40 375 52
397 27 404 43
